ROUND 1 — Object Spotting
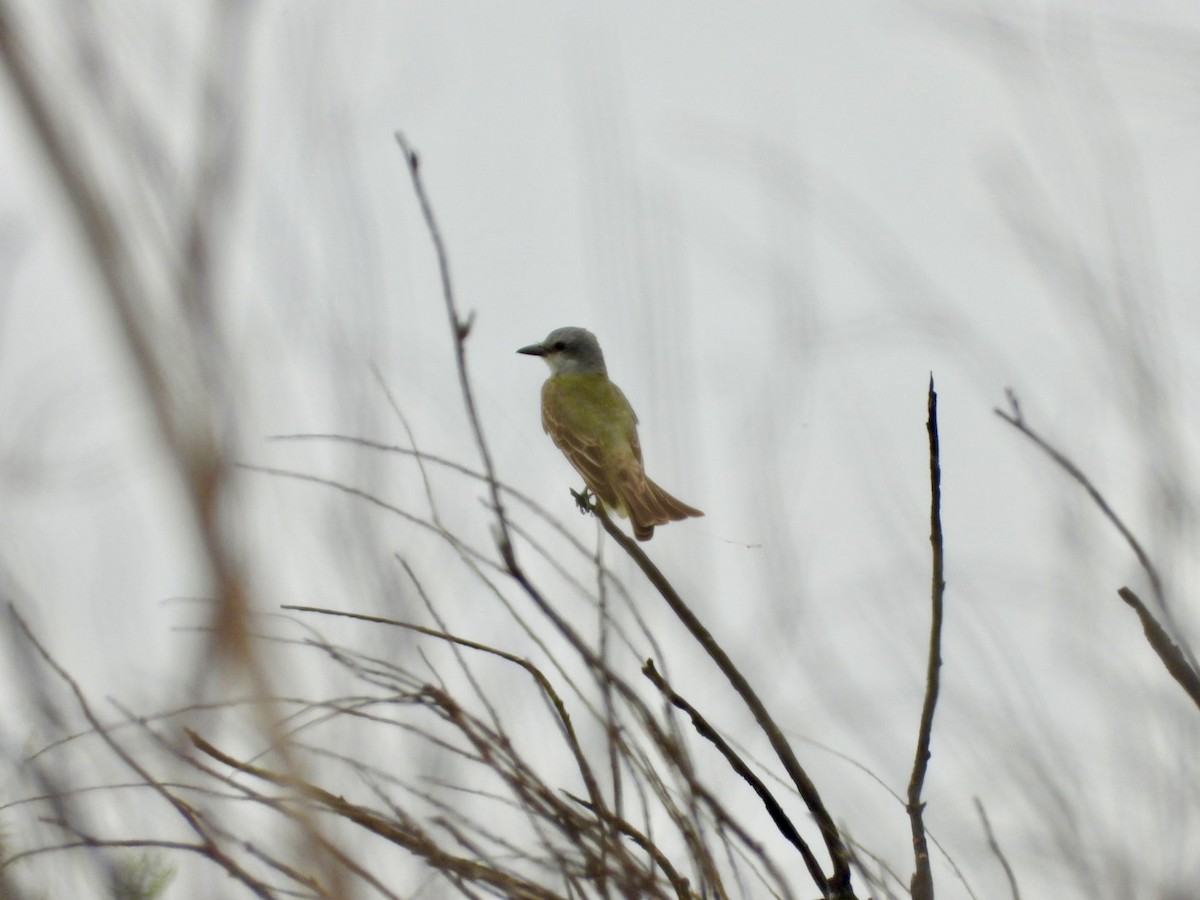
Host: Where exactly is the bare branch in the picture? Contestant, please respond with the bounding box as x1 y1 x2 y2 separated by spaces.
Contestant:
393 132 514 558
997 389 1198 671
996 392 1165 610
641 660 825 891
589 503 855 898
908 375 945 900
1118 587 1200 712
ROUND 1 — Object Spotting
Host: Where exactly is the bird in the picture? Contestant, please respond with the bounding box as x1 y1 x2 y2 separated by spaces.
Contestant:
518 326 703 541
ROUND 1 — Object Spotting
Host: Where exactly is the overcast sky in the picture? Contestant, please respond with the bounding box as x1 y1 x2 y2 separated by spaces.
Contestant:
3 3 1200 897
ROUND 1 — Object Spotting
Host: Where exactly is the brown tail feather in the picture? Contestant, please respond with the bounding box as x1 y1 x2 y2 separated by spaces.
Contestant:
621 476 703 542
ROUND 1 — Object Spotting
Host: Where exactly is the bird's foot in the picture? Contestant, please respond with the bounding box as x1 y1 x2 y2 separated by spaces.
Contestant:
570 487 597 516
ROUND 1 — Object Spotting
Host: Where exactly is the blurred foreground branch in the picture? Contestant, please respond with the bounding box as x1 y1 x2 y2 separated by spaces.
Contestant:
0 4 345 894
997 389 1198 676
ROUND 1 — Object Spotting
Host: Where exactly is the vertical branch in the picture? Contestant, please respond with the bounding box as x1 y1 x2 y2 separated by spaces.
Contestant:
908 374 945 900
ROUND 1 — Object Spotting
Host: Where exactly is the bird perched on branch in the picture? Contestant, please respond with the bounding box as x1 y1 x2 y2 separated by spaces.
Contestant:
518 326 703 541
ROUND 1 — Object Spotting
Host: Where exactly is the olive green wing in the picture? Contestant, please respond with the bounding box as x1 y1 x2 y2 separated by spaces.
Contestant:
541 377 623 509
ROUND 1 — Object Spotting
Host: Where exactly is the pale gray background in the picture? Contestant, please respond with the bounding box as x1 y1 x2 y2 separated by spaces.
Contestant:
2 2 1199 897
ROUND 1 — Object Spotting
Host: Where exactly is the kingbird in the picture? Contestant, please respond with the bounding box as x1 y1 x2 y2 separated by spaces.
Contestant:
518 326 703 541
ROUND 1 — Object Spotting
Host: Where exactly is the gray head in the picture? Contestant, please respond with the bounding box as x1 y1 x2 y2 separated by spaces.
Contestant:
517 326 608 376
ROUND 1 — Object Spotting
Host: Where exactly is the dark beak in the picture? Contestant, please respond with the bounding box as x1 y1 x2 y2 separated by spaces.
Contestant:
517 342 546 356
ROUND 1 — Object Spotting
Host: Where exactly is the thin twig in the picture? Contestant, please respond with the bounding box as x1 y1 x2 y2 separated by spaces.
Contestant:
997 394 1157 602
372 364 442 524
640 660 826 890
973 797 1020 900
394 132 513 557
907 375 944 900
996 389 1197 671
1117 587 1200 712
